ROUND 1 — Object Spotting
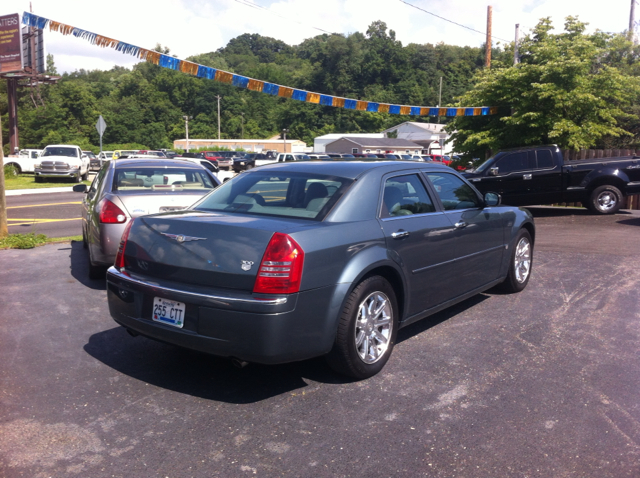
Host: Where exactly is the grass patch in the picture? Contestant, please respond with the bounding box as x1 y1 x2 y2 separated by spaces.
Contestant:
0 233 83 249
0 233 48 249
47 235 82 244
3 173 91 190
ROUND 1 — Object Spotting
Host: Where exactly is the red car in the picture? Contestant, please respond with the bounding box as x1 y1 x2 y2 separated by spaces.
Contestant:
429 154 452 166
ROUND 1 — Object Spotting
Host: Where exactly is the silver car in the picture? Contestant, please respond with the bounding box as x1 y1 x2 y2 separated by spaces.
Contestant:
74 158 221 279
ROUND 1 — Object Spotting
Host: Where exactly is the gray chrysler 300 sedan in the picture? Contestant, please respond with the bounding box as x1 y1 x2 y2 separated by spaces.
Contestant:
107 160 534 379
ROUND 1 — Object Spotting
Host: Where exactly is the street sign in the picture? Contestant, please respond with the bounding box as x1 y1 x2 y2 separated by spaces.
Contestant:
95 115 107 153
95 115 107 135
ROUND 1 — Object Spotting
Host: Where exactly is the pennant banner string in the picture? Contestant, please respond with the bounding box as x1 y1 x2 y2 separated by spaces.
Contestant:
22 11 497 117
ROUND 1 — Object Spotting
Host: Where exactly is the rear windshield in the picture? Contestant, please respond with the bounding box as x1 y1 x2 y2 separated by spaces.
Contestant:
42 147 78 158
192 171 353 220
113 167 216 191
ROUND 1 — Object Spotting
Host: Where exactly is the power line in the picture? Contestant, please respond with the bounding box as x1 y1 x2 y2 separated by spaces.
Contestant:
397 0 510 43
234 0 336 35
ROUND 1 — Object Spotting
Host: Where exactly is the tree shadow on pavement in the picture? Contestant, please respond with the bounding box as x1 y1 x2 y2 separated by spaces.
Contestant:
69 240 107 291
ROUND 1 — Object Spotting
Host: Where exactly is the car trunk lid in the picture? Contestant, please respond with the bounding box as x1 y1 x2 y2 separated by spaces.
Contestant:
123 212 298 290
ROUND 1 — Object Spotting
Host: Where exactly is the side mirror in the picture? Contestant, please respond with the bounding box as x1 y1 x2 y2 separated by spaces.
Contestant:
488 167 499 176
73 184 88 193
484 192 501 206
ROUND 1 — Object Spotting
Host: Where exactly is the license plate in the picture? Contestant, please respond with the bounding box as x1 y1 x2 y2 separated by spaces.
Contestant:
152 297 185 328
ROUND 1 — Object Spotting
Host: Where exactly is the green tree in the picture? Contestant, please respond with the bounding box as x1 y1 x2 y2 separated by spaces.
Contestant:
448 17 640 157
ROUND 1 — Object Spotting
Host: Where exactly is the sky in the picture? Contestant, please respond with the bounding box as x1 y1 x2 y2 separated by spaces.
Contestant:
6 0 636 74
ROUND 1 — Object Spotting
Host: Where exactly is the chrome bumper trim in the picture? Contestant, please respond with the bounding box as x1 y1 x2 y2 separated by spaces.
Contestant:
107 266 288 306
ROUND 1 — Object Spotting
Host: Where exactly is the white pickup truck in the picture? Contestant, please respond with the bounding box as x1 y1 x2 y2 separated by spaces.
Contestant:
34 144 90 183
3 149 42 174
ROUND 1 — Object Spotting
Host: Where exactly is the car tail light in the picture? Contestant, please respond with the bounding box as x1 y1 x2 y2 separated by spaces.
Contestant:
253 233 305 294
100 199 127 224
114 219 134 272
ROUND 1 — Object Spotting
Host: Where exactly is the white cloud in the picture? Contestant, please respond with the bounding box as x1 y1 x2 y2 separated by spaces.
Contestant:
7 0 633 73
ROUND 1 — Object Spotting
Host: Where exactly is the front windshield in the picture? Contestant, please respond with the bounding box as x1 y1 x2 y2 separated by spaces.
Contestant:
113 167 216 191
42 147 77 158
192 171 353 220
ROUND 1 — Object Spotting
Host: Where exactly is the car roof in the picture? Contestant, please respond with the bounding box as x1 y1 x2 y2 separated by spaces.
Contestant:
252 159 452 179
111 158 205 169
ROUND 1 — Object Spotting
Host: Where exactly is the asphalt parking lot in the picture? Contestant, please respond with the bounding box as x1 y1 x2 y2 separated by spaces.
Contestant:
1 207 639 477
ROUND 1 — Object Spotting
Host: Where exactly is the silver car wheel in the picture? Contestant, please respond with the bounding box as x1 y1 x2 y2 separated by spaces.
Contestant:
354 291 393 364
596 191 617 211
514 236 531 284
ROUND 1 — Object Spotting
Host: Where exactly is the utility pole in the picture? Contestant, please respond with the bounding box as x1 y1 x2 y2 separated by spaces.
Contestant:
0 113 8 239
282 129 288 153
215 95 221 140
437 76 443 124
630 0 637 43
485 5 493 68
241 113 244 139
514 23 520 65
183 116 191 151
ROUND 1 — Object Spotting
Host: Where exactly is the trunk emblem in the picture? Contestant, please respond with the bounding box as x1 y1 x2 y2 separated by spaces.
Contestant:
161 233 206 243
241 261 254 271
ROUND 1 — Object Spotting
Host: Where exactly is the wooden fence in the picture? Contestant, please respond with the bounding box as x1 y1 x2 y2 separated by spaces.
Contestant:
560 149 640 210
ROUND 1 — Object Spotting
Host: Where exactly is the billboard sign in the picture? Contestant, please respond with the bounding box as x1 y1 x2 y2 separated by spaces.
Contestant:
22 24 45 73
0 13 23 73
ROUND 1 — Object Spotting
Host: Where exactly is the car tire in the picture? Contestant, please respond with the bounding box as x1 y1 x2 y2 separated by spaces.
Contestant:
82 227 88 250
587 185 622 214
35 176 43 183
498 229 533 293
74 173 82 183
246 163 254 170
326 276 398 380
81 170 88 181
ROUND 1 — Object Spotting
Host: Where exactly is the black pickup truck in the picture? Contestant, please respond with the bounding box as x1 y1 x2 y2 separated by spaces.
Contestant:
463 145 640 214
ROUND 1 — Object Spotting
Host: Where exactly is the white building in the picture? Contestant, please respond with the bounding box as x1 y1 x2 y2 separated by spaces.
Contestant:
313 133 385 153
381 122 452 154
173 138 307 153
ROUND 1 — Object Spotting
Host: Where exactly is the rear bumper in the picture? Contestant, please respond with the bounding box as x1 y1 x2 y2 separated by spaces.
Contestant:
106 267 341 364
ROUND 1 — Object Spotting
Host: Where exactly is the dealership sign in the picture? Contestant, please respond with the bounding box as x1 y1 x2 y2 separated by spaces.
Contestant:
0 13 23 73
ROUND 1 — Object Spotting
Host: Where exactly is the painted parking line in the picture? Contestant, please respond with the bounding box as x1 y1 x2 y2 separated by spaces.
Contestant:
8 218 82 226
7 201 82 209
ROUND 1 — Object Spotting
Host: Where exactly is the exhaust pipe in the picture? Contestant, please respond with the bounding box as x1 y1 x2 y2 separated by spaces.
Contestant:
230 357 249 369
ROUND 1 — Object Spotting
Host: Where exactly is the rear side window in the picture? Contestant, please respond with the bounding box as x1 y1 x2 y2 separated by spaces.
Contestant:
536 150 555 168
193 171 353 220
381 174 435 218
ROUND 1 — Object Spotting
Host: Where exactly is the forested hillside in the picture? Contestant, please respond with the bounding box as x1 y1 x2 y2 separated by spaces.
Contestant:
3 18 639 157
1 21 506 154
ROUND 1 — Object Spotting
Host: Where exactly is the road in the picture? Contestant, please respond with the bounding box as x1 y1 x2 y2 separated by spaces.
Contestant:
4 171 236 239
0 208 639 477
6 191 84 238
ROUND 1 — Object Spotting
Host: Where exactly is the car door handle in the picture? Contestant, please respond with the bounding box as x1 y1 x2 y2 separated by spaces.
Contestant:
523 174 532 180
391 230 410 239
455 221 467 229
